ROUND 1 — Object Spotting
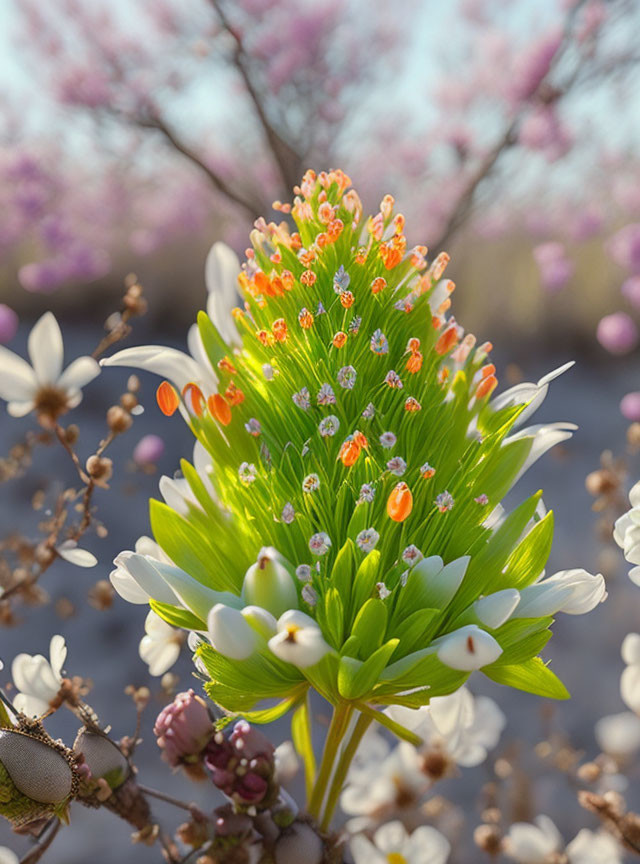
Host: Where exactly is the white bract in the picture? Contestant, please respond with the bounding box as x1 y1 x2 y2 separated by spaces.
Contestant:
350 820 450 864
614 480 640 584
566 829 622 864
268 610 331 668
139 610 182 676
514 569 606 618
56 539 98 568
489 362 575 430
11 635 67 717
207 604 276 660
0 312 100 419
434 624 503 670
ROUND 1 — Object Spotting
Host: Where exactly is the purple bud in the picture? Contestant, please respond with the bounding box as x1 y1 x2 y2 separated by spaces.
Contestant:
204 721 276 807
596 312 639 355
0 305 18 343
132 434 165 465
230 720 274 761
153 689 213 768
621 392 640 422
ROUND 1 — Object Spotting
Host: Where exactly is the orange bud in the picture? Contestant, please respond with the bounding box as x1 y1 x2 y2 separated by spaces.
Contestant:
476 374 498 399
156 381 179 417
340 290 354 309
353 431 369 449
208 393 232 426
407 337 421 353
406 351 423 374
405 397 421 412
182 383 205 417
480 363 496 378
327 218 343 241
300 269 317 287
387 482 413 522
256 329 272 346
225 382 245 406
218 356 237 375
333 331 347 349
281 269 294 290
338 439 361 467
371 276 387 294
435 326 459 356
272 318 288 342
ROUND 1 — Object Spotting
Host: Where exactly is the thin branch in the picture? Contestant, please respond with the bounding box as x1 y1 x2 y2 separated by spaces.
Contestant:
208 0 303 192
19 819 61 864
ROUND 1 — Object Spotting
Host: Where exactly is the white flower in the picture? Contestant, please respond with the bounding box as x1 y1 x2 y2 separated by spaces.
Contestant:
566 829 622 864
55 539 98 568
159 441 217 516
621 632 640 713
595 711 640 758
435 624 503 670
350 821 450 864
514 569 606 618
474 589 521 629
11 635 67 717
613 480 640 581
207 603 277 660
356 528 380 553
309 532 331 556
139 610 182 676
274 740 300 785
504 815 563 863
110 536 173 604
0 849 18 864
0 312 100 420
489 361 574 430
268 610 331 668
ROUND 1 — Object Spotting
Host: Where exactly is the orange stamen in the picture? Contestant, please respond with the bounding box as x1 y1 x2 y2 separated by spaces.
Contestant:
476 374 498 399
387 482 413 522
338 439 361 467
225 382 245 406
156 381 179 417
435 326 459 355
300 269 317 287
218 356 237 375
208 393 232 426
406 351 423 374
333 331 347 349
371 276 387 294
340 290 354 309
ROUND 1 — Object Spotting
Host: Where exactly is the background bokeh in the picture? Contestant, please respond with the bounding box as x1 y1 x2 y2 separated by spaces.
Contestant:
2 0 640 861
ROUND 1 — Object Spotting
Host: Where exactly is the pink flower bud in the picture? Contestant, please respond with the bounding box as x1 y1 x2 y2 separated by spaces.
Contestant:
622 277 640 310
204 721 276 807
0 305 18 344
154 689 213 768
621 392 640 422
533 242 573 293
596 312 638 355
132 434 165 465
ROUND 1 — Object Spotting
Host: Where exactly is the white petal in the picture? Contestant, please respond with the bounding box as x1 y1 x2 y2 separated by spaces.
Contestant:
49 635 67 681
621 665 640 713
12 693 51 718
57 355 100 391
0 345 38 402
7 399 36 417
406 825 451 864
11 653 59 701
373 820 409 855
475 589 520 629
187 324 218 391
507 422 578 487
56 540 98 568
429 687 473 738
28 311 63 385
566 829 622 864
208 604 258 660
595 711 640 757
101 345 204 391
614 512 633 548
205 241 241 345
349 834 386 864
109 565 151 604
151 557 243 618
268 624 330 668
436 625 502 670
159 475 194 516
622 633 640 665
629 481 640 509
113 551 179 606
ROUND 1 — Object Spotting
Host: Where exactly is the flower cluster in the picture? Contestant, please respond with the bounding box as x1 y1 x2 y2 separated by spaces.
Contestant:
104 171 604 750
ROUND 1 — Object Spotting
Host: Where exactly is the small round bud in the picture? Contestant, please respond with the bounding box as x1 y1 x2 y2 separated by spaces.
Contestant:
577 761 601 783
85 455 113 484
474 823 502 856
120 392 138 411
34 542 55 568
65 425 80 445
106 406 132 434
274 822 323 864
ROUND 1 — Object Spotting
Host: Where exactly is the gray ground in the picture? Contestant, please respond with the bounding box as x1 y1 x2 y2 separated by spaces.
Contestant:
1 323 639 862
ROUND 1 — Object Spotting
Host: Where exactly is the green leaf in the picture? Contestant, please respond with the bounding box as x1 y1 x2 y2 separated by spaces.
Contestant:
338 639 399 700
291 695 316 801
197 310 229 370
349 550 381 624
180 459 220 521
149 599 205 631
323 588 345 649
350 599 387 657
473 437 532 503
500 511 554 589
242 690 306 724
483 657 570 700
390 607 440 657
330 539 356 611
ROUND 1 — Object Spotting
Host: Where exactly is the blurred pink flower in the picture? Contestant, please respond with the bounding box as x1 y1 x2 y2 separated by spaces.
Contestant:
608 224 640 273
0 305 19 344
621 392 640 422
622 276 640 309
133 434 165 465
510 31 562 103
519 106 572 161
596 312 639 355
533 242 574 293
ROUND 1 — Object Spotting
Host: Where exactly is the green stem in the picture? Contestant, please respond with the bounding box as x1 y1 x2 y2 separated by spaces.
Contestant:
320 712 372 832
307 702 352 818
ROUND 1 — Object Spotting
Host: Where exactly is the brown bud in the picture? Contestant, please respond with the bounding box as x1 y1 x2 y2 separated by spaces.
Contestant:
627 423 640 449
127 375 141 393
585 469 618 498
577 761 601 783
86 455 113 485
88 580 115 611
120 393 138 411
34 542 55 568
65 425 80 445
474 823 502 856
421 748 450 781
106 406 132 434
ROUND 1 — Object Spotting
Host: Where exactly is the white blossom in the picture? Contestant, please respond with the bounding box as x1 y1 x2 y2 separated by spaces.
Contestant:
435 625 502 670
514 569 606 618
504 815 563 863
139 610 182 676
11 635 67 717
268 610 331 668
350 821 450 864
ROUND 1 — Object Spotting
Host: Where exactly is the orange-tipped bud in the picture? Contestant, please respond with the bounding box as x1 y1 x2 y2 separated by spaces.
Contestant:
407 337 421 353
353 431 369 449
333 331 347 349
406 351 423 374
281 269 294 290
476 374 498 399
340 291 354 309
156 381 179 417
480 363 496 378
387 482 413 522
338 438 361 467
208 393 232 426
256 329 272 346
371 276 387 294
225 382 245 406
435 326 459 356
182 383 205 417
272 318 288 342
327 218 344 241
300 270 317 287
218 355 237 375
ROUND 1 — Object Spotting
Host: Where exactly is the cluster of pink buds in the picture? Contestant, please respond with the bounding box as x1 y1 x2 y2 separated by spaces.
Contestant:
204 720 276 809
153 689 214 776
